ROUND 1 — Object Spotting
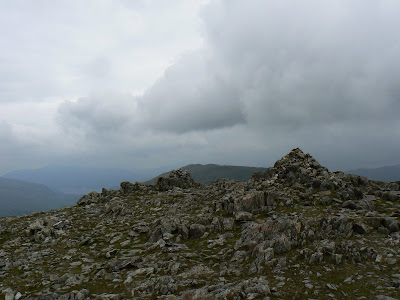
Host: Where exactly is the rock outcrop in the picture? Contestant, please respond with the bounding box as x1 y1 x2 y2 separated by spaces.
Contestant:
1 148 399 299
155 168 196 191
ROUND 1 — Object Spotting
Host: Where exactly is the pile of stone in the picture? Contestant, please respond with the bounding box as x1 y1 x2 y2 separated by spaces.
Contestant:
155 168 196 191
1 148 399 299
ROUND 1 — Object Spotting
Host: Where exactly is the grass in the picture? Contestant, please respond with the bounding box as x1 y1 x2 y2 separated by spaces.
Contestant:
1 181 400 299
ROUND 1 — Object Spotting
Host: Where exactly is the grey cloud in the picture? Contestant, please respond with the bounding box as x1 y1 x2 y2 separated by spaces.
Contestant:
128 0 400 169
57 51 246 135
0 122 15 146
0 1 203 103
19 0 400 172
138 52 245 133
198 0 400 129
0 121 55 173
125 0 400 133
88 57 112 79
57 93 138 141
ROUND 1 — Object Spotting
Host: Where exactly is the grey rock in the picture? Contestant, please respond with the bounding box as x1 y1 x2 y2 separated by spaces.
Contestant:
382 191 399 202
77 191 102 205
189 223 206 238
234 211 253 222
326 283 338 290
14 292 22 300
153 276 177 295
375 296 398 300
96 294 120 300
2 147 400 299
378 226 390 235
238 191 267 213
342 200 357 210
156 169 195 191
222 218 234 230
353 223 369 234
320 196 333 206
388 221 399 233
120 181 144 194
388 182 400 191
334 254 343 264
3 288 14 300
366 216 381 229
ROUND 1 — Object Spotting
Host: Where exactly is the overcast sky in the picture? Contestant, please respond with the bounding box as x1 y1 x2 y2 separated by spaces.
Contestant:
1 0 400 174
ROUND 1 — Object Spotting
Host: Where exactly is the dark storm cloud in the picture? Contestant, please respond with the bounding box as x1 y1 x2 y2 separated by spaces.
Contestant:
138 52 246 133
14 0 400 172
57 93 138 139
199 0 400 129
58 52 246 135
60 0 400 136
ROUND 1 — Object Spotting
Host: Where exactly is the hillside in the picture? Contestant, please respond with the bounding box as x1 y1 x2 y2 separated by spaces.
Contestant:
0 177 76 217
145 164 268 184
0 148 399 299
4 166 162 195
347 165 400 182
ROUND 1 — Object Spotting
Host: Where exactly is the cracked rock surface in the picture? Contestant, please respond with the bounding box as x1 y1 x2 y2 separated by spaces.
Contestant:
1 148 400 299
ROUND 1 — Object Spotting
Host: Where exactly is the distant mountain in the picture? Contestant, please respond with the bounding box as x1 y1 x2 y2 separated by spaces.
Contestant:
347 164 400 182
145 164 268 185
0 177 76 217
4 148 400 298
4 165 163 195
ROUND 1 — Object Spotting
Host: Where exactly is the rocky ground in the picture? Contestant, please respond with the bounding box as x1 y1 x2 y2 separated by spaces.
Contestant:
1 148 400 299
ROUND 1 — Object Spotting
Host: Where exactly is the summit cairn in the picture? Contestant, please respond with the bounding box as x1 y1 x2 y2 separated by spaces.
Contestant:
1 148 400 299
250 147 373 205
274 147 321 168
155 168 196 191
265 147 329 186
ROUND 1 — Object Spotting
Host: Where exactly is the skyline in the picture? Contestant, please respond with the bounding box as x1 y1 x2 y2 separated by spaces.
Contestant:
1 0 400 174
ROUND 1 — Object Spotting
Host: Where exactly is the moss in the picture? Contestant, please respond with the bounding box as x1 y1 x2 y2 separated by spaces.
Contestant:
0 230 12 246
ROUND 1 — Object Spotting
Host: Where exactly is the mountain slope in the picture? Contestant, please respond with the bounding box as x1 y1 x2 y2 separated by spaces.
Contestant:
347 164 400 182
145 164 268 184
4 165 162 195
1 148 400 299
0 177 76 217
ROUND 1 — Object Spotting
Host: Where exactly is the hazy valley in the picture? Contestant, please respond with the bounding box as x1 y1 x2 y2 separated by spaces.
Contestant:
1 148 399 299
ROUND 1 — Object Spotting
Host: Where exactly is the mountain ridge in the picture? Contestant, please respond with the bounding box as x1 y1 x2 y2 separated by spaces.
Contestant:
0 177 76 217
1 148 399 299
347 164 400 182
4 165 164 195
145 163 268 185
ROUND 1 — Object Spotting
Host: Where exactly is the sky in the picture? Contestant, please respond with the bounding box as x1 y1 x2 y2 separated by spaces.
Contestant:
1 0 400 174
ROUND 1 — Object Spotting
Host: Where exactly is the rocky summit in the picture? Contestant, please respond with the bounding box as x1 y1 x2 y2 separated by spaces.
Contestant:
1 148 400 300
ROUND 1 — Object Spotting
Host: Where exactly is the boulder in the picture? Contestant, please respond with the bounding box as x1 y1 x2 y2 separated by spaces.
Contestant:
382 191 399 202
234 211 253 222
77 191 102 206
155 169 195 191
120 182 144 194
189 223 206 238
